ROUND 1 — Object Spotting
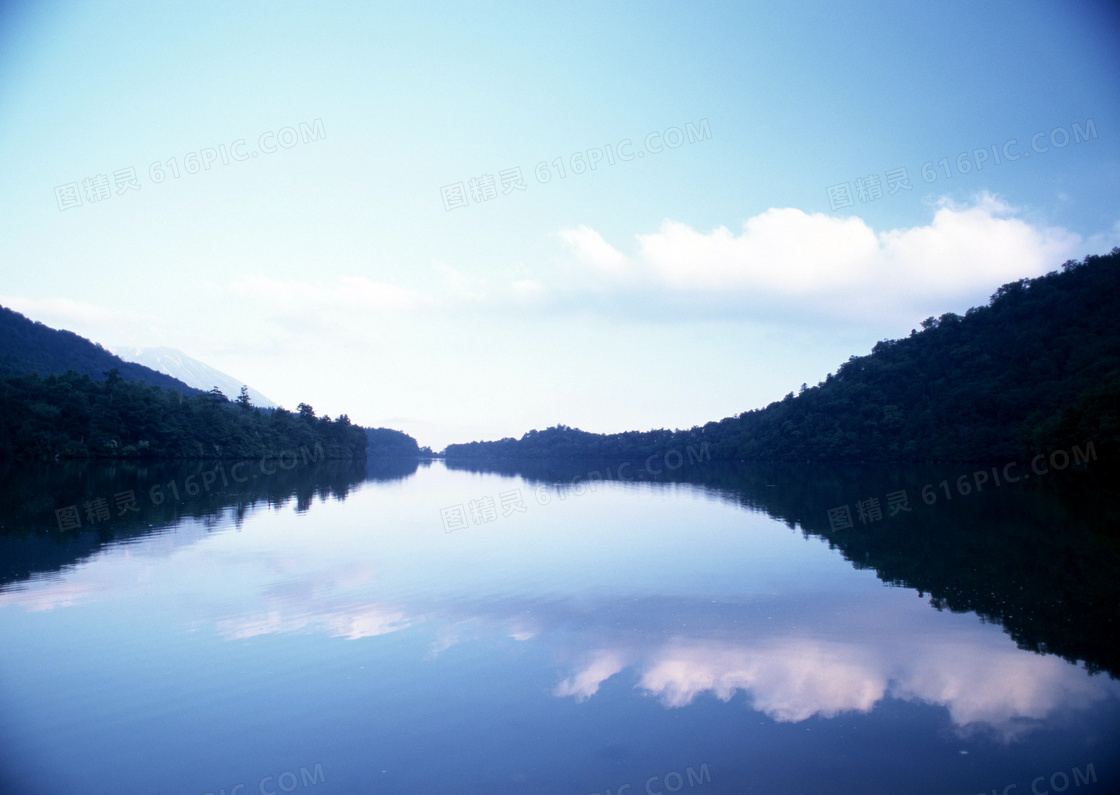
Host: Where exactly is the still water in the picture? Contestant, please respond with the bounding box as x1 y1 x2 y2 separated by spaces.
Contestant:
0 456 1117 794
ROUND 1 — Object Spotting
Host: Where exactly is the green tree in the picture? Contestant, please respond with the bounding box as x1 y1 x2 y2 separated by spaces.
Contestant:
235 385 252 411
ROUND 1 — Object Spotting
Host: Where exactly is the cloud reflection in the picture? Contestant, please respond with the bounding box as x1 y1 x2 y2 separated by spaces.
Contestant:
555 627 1116 741
638 639 884 720
554 650 631 702
3 518 1116 744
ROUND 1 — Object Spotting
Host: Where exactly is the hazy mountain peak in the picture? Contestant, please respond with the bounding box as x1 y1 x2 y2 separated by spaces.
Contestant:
115 346 278 408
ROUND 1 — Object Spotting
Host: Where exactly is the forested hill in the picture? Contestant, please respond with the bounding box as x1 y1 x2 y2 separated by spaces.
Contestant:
0 306 377 461
446 249 1120 463
0 370 369 461
0 305 197 393
0 306 432 462
365 427 422 457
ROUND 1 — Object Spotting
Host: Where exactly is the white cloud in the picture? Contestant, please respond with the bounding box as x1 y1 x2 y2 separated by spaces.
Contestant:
11 199 1111 352
554 195 1106 323
557 224 632 275
636 210 879 294
231 273 429 314
510 279 546 302
874 195 1080 300
0 294 168 348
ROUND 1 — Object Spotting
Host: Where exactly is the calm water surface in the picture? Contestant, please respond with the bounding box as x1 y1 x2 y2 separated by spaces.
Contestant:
0 457 1117 794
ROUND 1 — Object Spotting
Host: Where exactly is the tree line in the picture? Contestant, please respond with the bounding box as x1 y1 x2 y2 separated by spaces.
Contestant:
0 372 368 461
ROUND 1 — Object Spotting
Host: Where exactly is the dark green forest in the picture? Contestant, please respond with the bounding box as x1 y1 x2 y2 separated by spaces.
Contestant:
366 426 426 457
0 370 368 460
0 304 197 393
446 249 1120 463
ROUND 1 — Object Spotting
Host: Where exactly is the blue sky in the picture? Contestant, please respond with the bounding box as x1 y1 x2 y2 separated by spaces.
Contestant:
1 0 1118 449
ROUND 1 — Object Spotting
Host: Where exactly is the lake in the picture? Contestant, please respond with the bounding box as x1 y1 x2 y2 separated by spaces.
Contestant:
1 456 1117 794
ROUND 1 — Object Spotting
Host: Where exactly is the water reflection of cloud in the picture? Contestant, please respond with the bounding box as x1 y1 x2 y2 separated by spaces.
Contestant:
639 639 884 720
213 563 409 640
554 650 630 701
0 578 103 611
556 630 1116 741
217 601 411 640
890 642 1106 739
4 517 1116 744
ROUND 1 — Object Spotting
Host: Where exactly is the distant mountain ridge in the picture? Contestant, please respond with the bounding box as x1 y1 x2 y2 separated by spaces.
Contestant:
0 305 197 393
115 346 277 408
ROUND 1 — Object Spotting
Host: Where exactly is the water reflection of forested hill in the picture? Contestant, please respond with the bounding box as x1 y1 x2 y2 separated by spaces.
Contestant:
0 457 420 589
445 457 1120 679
